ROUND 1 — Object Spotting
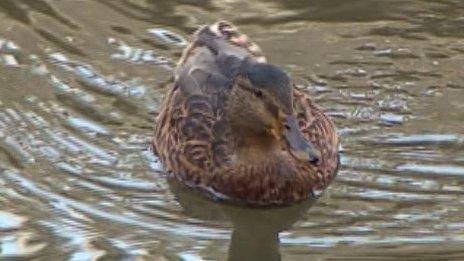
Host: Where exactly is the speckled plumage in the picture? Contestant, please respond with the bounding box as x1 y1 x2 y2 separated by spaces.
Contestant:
153 21 339 205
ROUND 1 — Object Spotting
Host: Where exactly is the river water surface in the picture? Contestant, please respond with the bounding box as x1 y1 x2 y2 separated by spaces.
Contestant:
0 0 463 260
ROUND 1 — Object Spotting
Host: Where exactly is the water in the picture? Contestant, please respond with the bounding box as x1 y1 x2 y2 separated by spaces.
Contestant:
0 0 463 260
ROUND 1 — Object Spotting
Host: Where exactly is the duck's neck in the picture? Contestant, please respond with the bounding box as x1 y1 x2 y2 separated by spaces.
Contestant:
234 133 281 163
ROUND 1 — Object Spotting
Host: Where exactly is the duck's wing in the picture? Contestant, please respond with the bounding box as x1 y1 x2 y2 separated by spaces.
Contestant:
175 21 266 97
293 88 340 188
154 21 264 179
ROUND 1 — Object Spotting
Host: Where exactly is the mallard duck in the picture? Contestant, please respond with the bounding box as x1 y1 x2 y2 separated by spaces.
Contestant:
153 21 339 205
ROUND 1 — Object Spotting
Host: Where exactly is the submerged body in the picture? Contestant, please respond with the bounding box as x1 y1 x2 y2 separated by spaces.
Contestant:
153 21 339 205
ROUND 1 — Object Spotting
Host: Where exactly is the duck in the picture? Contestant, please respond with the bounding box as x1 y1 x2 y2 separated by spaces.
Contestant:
153 21 339 205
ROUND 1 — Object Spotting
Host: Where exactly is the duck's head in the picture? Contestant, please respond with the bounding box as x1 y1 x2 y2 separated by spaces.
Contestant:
227 60 321 163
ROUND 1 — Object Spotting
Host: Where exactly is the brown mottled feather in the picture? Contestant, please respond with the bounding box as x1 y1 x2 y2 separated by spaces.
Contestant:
153 21 339 205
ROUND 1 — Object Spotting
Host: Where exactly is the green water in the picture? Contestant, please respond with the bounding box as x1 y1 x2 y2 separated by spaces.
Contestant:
0 1 463 260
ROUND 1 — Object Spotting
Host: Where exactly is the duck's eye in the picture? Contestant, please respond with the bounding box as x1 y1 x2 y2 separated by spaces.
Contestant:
254 90 263 98
284 124 291 130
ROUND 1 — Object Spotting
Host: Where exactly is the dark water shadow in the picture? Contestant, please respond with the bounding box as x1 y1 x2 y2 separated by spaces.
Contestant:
94 0 464 39
96 0 217 32
0 0 78 28
0 0 85 56
168 178 316 261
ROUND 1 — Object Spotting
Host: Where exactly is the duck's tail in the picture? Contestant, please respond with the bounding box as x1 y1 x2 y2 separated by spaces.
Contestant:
178 21 267 67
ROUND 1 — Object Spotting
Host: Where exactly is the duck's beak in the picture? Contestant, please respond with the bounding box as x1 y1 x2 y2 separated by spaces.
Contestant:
283 115 321 163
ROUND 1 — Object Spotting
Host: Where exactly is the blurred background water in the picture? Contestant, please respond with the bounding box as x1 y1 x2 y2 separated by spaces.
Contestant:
0 0 463 260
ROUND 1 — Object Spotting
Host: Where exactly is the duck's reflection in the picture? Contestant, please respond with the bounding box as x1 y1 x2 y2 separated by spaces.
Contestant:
168 178 315 261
